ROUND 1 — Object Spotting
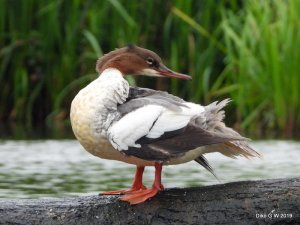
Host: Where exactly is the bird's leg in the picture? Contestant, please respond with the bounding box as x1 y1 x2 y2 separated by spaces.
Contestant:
101 166 146 195
121 162 164 204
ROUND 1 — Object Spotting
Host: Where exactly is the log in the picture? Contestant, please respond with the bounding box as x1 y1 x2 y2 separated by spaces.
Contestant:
0 178 299 225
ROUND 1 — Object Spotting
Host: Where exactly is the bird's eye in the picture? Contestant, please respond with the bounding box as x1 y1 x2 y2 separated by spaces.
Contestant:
146 57 154 65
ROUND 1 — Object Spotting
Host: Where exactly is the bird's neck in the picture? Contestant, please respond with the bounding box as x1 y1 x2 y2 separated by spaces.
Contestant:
71 68 129 137
90 68 130 133
98 68 124 81
95 67 130 108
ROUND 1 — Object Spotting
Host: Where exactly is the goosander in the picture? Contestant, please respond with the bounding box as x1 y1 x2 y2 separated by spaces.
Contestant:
70 45 260 205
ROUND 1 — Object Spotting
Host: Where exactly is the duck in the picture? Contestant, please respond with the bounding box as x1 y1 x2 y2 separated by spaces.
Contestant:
70 45 260 205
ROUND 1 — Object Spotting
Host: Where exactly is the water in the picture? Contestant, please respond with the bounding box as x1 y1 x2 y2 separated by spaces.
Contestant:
0 140 299 199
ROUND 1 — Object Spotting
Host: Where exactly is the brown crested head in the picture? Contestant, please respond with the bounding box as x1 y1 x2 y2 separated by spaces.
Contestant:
96 45 191 80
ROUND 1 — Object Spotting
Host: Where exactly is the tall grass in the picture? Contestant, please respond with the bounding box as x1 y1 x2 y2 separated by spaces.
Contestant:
0 0 299 138
221 0 300 137
171 0 300 137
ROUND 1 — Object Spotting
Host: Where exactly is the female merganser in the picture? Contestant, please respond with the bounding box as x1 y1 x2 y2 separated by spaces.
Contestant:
70 45 260 205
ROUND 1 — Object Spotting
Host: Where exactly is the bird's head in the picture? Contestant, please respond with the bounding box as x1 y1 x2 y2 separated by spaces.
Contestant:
96 45 191 80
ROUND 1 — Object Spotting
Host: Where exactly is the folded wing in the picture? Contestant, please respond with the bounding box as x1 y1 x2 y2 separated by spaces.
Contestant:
107 87 253 162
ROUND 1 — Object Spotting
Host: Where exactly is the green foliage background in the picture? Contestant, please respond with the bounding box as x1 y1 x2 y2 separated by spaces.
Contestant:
0 0 299 138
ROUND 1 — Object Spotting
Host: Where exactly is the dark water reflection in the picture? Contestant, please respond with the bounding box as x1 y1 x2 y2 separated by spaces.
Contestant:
0 140 299 199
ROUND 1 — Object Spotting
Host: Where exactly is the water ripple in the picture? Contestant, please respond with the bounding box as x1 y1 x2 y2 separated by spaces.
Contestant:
0 140 299 198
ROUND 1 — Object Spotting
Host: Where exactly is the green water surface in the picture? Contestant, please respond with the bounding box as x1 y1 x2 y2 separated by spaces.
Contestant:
0 140 299 199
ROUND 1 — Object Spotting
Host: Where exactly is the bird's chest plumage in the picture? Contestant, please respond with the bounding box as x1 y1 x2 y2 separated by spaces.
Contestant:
70 69 129 158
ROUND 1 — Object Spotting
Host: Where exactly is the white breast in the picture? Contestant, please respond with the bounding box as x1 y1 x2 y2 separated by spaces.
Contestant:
70 68 129 157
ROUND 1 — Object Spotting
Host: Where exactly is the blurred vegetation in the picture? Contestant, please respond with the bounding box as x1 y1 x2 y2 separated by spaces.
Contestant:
0 0 299 138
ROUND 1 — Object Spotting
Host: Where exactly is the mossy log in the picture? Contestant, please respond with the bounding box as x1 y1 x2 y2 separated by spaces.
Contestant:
0 178 299 225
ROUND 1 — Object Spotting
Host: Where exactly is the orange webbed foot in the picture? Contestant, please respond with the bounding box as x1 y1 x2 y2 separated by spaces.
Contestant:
120 186 162 205
120 162 164 205
101 184 147 195
101 166 146 195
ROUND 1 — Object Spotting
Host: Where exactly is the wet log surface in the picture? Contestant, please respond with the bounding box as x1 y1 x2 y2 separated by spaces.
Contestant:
0 177 299 225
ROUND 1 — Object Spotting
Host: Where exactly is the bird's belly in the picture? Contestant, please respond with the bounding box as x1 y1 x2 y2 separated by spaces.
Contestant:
81 136 156 166
166 147 207 165
82 139 206 166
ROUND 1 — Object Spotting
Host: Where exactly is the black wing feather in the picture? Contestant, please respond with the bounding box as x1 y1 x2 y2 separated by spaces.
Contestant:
195 155 219 180
123 122 245 161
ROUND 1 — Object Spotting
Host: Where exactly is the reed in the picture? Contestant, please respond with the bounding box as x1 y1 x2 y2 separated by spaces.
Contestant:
221 0 300 136
0 0 298 138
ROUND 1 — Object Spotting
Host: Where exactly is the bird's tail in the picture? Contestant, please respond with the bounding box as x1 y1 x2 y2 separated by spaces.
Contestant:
196 99 261 159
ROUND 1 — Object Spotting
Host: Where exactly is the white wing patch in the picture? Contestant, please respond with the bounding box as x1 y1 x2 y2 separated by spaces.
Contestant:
108 105 164 150
107 102 204 151
147 102 204 138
